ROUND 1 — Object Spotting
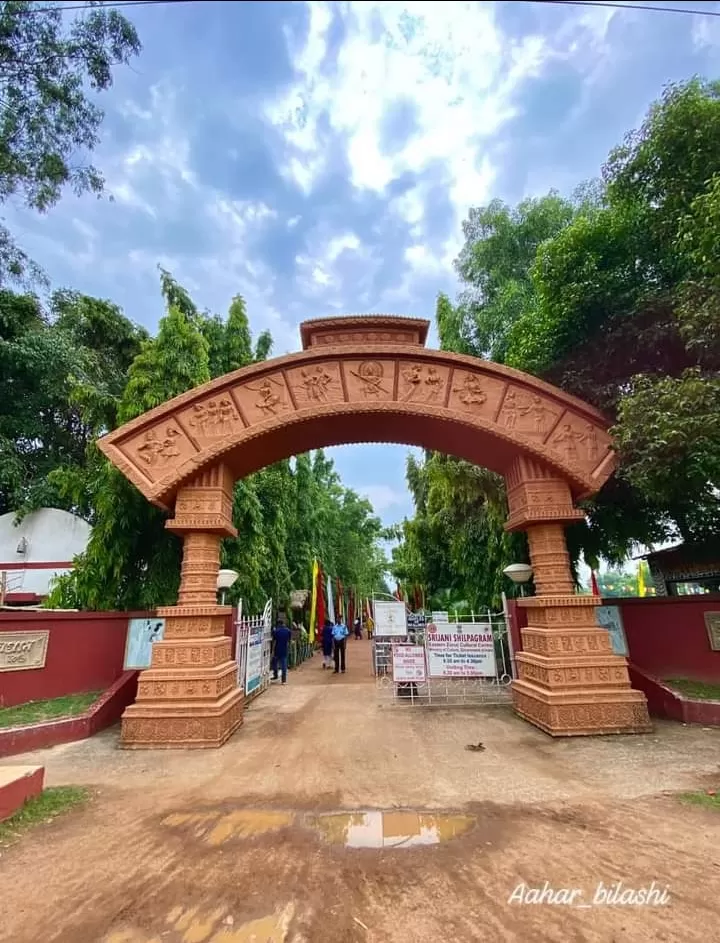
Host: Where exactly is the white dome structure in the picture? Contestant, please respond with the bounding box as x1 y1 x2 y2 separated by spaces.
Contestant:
0 509 91 604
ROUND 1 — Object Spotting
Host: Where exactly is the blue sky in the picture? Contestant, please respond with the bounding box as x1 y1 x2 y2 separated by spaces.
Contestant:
7 0 720 533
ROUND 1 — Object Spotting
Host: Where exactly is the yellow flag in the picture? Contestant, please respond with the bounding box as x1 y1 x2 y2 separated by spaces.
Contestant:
308 559 319 643
637 562 646 598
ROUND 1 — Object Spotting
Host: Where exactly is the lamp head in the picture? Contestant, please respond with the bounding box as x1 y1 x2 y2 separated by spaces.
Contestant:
216 569 239 591
503 563 533 584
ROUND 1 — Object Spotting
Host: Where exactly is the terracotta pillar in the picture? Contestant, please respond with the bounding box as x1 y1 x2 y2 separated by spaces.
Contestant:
120 463 244 749
505 456 651 736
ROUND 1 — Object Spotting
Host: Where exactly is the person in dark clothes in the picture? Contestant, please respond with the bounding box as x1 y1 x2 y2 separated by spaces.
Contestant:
321 619 334 669
353 616 362 639
271 616 292 684
332 618 349 674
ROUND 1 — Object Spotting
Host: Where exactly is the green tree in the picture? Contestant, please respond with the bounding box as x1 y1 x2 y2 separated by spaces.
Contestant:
48 290 211 610
407 77 720 598
0 1 141 283
0 287 145 516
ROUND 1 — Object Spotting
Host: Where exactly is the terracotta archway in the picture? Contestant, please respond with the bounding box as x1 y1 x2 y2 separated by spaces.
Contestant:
98 316 650 748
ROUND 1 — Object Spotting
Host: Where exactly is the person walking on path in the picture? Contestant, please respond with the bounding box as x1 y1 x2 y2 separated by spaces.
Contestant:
332 618 349 674
271 616 292 684
321 619 334 670
353 616 362 640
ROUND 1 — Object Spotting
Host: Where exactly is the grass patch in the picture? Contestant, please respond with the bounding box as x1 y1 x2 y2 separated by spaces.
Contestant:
679 790 720 811
0 691 100 729
0 786 89 845
665 678 720 701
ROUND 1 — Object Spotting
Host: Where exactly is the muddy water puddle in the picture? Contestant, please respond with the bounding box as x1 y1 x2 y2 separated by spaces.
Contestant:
162 807 476 849
311 810 476 848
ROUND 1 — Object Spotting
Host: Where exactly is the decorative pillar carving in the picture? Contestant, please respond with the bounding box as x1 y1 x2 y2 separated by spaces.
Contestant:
120 463 245 749
505 456 651 737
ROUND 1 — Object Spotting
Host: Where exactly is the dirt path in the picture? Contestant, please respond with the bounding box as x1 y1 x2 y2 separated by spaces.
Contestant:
2 638 720 942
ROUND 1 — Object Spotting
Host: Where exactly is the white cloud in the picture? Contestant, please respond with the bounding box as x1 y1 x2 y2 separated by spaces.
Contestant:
268 2 548 233
359 484 407 512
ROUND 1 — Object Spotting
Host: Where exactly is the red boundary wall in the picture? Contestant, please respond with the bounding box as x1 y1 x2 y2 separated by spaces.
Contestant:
506 594 720 725
0 765 44 821
0 609 236 708
0 610 142 708
0 608 235 756
0 671 139 758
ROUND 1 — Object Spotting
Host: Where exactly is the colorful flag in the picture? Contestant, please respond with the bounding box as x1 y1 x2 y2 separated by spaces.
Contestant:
327 574 335 623
590 571 600 596
317 565 326 632
308 559 319 644
637 562 646 597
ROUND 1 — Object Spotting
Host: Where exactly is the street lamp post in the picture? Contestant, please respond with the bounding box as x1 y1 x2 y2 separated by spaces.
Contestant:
217 568 239 606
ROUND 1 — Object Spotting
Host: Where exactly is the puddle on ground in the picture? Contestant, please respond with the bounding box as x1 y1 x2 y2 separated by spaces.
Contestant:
162 809 293 846
311 810 476 849
105 903 295 943
162 806 476 851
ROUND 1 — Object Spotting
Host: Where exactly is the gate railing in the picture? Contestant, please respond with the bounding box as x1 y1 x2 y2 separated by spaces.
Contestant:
373 609 514 707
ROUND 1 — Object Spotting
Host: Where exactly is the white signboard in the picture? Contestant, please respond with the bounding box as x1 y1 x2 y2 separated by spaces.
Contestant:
595 605 629 656
124 617 165 669
432 611 449 624
426 622 496 678
245 623 264 694
392 645 426 682
373 601 407 637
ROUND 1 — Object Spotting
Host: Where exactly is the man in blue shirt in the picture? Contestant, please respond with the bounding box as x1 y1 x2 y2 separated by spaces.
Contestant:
271 617 292 684
332 618 349 674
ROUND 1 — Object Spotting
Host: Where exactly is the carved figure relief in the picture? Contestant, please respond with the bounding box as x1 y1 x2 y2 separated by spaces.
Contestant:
188 397 239 438
137 427 181 467
498 389 560 438
454 373 487 408
519 395 551 435
552 423 586 463
246 377 286 415
350 361 390 399
299 365 334 403
399 363 446 403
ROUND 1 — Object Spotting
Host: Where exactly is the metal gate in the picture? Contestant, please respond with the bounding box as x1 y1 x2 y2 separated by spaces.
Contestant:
235 598 273 704
374 609 515 707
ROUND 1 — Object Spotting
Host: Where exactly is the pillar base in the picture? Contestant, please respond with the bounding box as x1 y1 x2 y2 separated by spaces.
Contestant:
512 679 652 736
120 687 244 749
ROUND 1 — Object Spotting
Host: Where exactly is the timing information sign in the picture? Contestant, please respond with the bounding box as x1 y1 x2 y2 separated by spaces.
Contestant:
391 645 426 682
425 622 496 678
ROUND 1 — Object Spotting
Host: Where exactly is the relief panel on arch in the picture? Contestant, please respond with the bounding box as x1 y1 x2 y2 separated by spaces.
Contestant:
285 361 345 409
342 359 397 403
231 372 293 424
496 387 562 441
548 412 612 475
117 418 198 483
177 393 244 446
447 370 507 422
397 361 450 406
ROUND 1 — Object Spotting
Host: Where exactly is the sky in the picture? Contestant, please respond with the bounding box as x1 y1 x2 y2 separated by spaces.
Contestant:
7 0 720 542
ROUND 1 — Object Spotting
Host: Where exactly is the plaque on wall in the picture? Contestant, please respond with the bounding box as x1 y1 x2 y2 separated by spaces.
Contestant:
0 630 50 672
595 605 629 657
124 617 165 669
705 611 720 652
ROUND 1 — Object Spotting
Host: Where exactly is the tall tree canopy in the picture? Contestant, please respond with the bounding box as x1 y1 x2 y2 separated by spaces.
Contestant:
0 0 141 283
18 272 390 612
392 77 720 606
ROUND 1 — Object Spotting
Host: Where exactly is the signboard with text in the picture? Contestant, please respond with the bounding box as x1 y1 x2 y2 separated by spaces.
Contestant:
373 600 407 637
431 611 449 624
425 622 496 678
245 622 264 694
392 645 427 683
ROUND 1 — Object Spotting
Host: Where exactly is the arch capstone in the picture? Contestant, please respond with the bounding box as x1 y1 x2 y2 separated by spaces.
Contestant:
98 316 651 749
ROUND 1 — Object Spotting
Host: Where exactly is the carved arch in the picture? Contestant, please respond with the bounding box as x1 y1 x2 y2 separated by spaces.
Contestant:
98 317 615 511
